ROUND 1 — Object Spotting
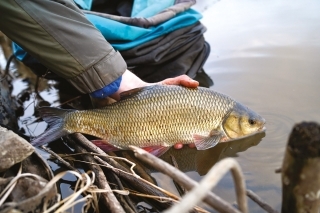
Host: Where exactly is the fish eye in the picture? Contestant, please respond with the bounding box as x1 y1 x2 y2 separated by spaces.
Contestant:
248 119 256 125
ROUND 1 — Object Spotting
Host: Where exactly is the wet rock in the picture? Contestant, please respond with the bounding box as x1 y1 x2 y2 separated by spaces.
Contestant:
9 177 48 202
0 126 34 172
0 152 58 213
0 174 57 213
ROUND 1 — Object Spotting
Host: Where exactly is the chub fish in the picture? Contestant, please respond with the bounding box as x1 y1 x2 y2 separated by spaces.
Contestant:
31 85 266 156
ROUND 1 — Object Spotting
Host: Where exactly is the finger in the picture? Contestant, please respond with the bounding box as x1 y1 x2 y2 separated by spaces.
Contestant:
174 143 184 149
161 75 199 88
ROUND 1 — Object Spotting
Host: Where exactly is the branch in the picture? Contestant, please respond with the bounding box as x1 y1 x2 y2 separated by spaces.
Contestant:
129 145 242 213
163 158 247 213
69 136 125 213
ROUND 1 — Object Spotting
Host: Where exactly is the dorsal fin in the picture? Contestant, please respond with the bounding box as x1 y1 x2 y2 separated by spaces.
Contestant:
120 86 154 100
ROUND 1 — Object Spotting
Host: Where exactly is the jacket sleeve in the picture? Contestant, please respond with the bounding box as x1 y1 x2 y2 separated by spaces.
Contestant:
0 0 127 94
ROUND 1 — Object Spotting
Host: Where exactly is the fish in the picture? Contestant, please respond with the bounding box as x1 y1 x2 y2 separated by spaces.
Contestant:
31 85 266 156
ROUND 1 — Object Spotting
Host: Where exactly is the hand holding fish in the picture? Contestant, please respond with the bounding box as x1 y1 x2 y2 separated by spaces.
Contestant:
110 70 199 101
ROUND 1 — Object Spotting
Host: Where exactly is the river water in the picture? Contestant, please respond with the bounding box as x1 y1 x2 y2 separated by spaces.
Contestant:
1 0 320 212
192 0 320 211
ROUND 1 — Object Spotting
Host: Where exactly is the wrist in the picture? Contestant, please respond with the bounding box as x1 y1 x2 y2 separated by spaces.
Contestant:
110 70 149 100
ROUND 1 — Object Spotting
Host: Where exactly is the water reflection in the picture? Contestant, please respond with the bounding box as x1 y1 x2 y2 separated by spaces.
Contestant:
158 132 265 176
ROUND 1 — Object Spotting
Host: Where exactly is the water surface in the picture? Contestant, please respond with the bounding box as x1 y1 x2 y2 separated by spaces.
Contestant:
192 0 320 211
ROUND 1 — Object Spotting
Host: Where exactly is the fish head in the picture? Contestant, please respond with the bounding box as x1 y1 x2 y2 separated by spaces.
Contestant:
222 102 266 139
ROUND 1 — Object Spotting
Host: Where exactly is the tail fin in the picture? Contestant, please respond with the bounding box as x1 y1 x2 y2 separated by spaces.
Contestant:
31 107 76 147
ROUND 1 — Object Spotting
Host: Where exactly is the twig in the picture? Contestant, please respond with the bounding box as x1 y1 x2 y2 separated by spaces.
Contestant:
43 171 94 213
129 145 242 213
274 168 281 173
110 172 138 213
170 155 186 196
70 137 125 213
94 156 210 212
60 152 137 176
71 134 207 212
122 151 156 184
164 158 248 213
40 145 79 172
94 156 179 200
58 95 82 107
71 133 130 173
246 190 279 213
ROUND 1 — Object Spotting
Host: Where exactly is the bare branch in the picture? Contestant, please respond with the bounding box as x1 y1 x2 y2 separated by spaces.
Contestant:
69 136 125 213
246 190 279 213
129 145 242 213
40 145 79 172
164 158 247 213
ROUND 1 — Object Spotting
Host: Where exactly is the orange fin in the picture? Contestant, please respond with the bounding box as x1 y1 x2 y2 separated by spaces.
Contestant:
91 140 120 152
142 146 170 157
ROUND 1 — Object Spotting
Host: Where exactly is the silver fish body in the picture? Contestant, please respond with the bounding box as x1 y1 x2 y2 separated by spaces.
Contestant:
31 85 265 154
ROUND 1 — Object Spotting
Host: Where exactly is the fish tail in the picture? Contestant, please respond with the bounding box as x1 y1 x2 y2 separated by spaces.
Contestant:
31 107 75 147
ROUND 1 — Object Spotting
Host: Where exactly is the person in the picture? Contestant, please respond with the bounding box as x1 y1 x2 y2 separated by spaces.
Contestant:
0 0 198 149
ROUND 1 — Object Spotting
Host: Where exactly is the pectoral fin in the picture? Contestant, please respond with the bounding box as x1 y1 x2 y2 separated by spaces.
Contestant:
193 131 223 150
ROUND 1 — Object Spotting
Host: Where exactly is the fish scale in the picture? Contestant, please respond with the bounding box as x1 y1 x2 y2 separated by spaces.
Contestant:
64 85 235 148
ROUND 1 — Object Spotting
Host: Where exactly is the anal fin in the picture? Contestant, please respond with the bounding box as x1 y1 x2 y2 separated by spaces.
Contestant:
91 140 120 152
142 146 170 157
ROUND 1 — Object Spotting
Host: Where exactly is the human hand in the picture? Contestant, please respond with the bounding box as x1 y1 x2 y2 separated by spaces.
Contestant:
110 70 199 101
158 74 199 88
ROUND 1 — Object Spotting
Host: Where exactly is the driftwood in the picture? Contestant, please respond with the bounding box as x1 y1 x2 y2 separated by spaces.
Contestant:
130 145 243 213
170 155 187 196
69 134 181 212
93 156 178 208
67 136 126 213
163 158 247 213
108 172 138 213
281 122 320 213
72 133 130 173
246 190 279 213
40 145 78 172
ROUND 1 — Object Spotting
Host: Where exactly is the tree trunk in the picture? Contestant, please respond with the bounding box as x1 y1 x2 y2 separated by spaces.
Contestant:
281 122 320 213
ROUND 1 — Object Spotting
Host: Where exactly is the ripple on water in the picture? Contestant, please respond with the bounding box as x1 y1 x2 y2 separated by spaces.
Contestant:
239 111 295 170
261 111 295 146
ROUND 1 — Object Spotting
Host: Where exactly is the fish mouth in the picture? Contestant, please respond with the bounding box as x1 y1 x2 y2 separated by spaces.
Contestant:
258 119 267 132
258 126 267 132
